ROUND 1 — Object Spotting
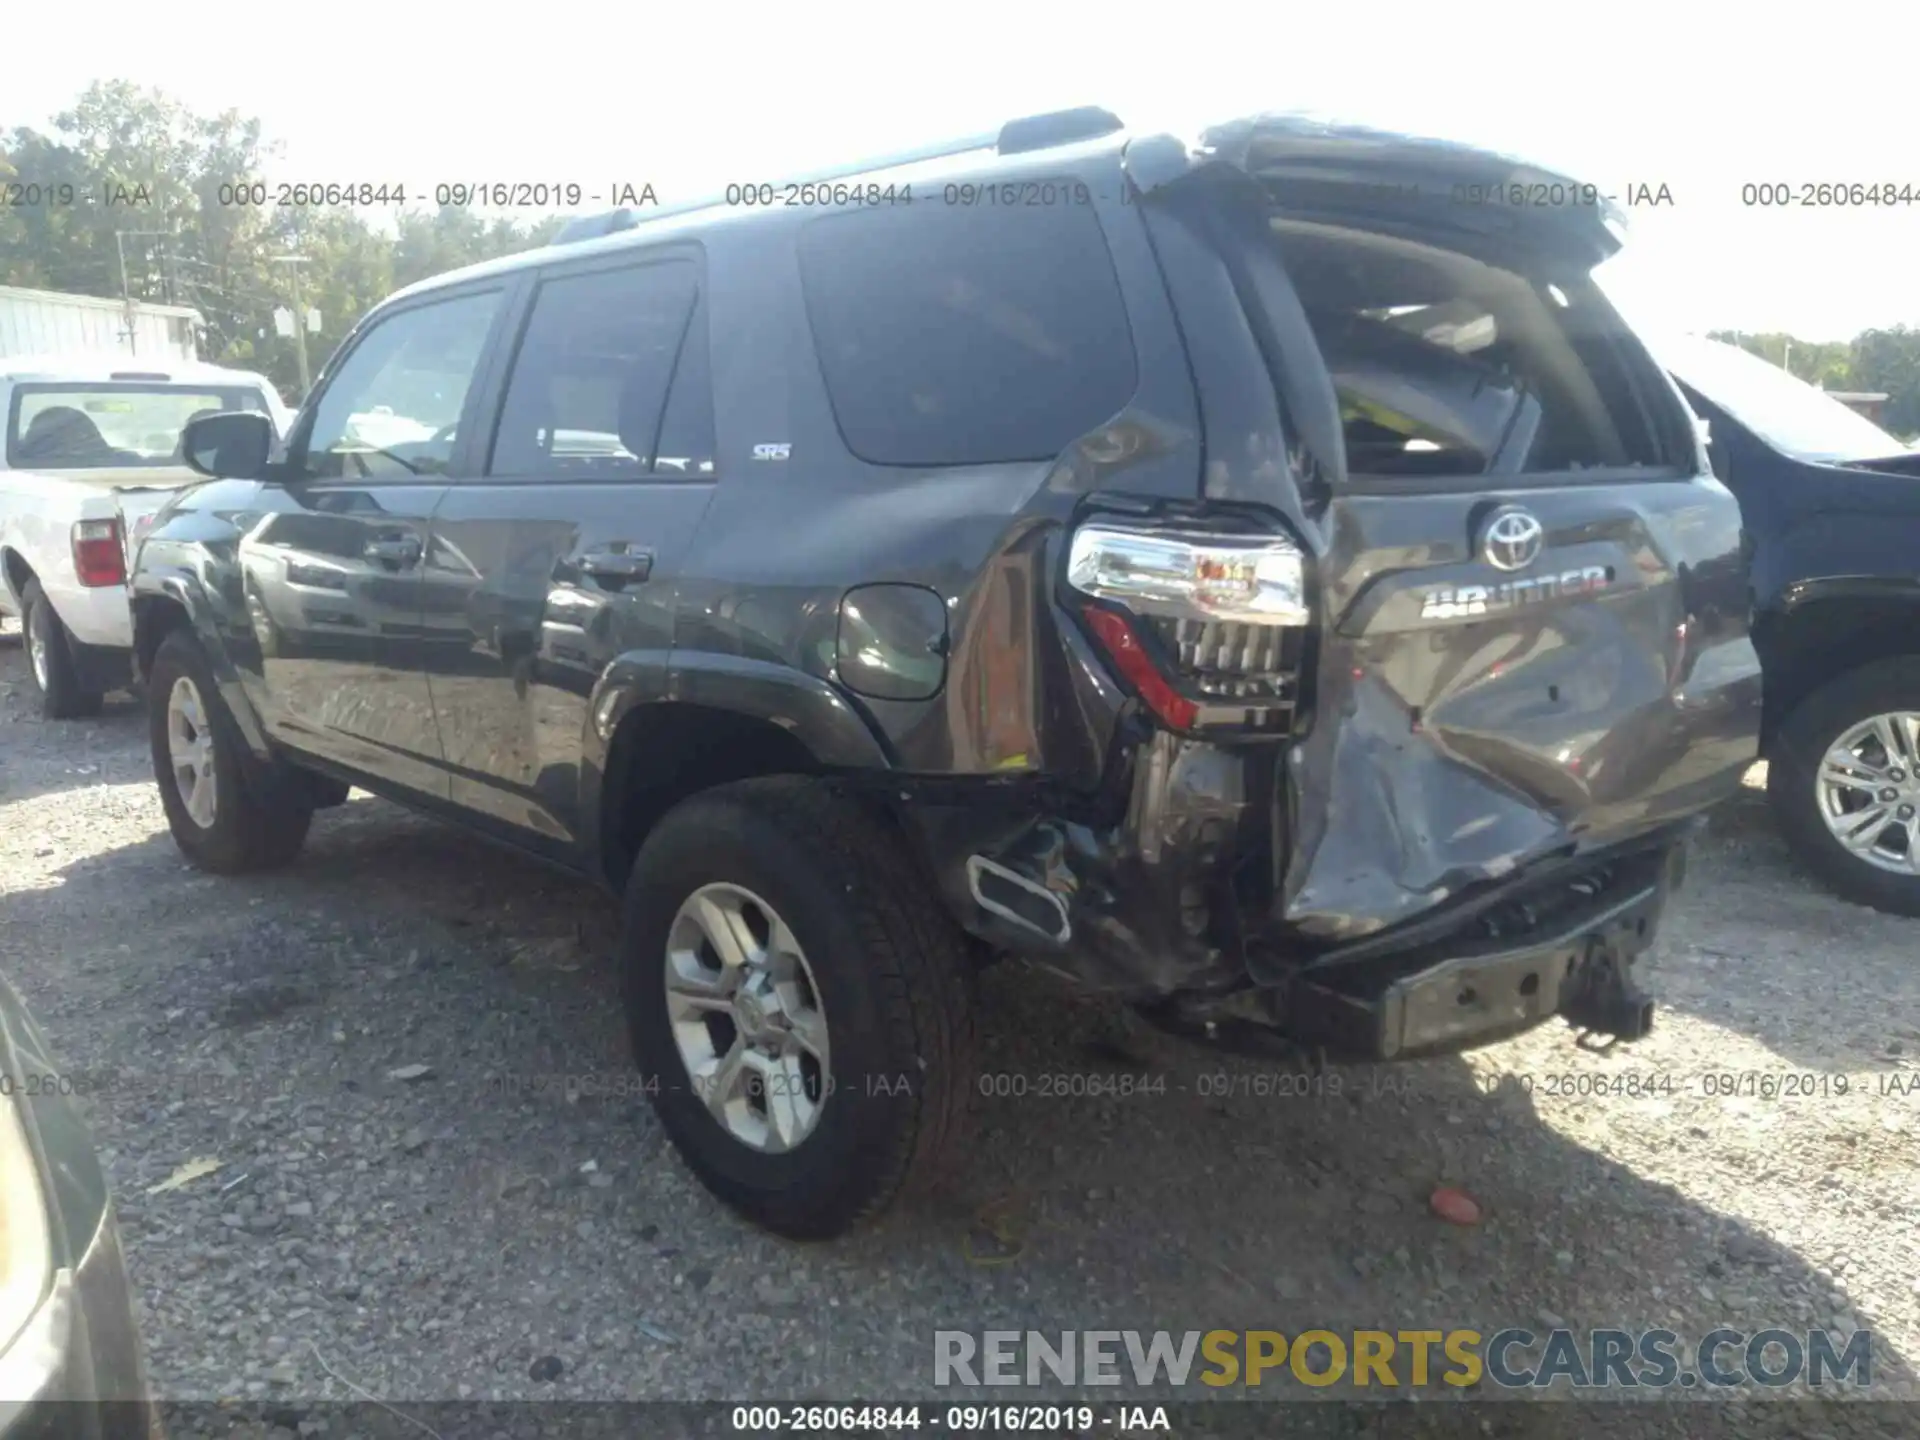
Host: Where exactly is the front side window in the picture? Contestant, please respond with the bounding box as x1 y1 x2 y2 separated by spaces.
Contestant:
7 384 268 470
799 198 1138 467
300 290 501 480
489 260 710 478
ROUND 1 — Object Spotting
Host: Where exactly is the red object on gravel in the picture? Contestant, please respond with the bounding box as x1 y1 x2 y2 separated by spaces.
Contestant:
1429 1186 1483 1225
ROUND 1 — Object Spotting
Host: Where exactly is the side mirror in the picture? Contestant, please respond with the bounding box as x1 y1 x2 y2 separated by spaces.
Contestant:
182 411 274 480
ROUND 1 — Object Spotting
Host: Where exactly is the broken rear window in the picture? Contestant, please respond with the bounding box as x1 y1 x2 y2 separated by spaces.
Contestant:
1270 219 1674 479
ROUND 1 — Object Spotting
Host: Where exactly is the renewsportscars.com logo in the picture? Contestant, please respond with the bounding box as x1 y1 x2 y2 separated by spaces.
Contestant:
933 1328 1875 1391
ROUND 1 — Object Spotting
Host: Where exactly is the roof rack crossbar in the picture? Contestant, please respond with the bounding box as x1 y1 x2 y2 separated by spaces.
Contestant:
548 108 1124 247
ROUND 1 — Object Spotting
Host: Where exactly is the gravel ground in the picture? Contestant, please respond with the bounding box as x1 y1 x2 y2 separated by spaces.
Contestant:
0 619 1916 1437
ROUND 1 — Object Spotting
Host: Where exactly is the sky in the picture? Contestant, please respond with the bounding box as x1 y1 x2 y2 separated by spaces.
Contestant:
9 1 1920 343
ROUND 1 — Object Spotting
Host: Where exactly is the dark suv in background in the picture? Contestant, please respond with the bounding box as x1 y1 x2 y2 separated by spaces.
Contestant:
1661 334 1920 916
131 107 1762 1238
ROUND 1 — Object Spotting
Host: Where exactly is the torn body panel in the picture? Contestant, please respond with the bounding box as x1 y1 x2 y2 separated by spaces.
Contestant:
906 727 1263 1000
1128 118 1757 959
904 116 1761 1059
1283 478 1762 944
907 678 1712 1064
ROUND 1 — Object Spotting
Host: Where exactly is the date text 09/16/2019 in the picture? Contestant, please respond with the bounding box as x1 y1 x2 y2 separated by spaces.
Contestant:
729 1405 1171 1434
967 1067 1914 1103
204 182 662 209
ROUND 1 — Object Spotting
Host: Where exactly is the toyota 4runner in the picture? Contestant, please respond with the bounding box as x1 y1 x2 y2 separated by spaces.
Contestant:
129 108 1763 1238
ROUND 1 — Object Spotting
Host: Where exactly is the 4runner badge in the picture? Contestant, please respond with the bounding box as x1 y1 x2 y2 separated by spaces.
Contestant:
1418 565 1612 621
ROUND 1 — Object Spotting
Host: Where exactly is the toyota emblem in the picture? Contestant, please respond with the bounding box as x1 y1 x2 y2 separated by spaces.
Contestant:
1480 507 1545 572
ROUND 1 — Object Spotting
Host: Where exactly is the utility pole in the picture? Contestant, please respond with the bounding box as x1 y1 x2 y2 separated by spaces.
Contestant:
271 253 312 400
113 229 184 358
114 231 137 356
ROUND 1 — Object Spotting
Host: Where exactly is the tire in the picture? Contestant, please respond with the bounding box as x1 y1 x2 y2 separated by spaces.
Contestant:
148 628 313 873
620 775 977 1239
1769 656 1920 917
21 581 103 720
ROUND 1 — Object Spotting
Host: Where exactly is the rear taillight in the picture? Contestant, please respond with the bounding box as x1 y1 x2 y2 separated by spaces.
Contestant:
1069 521 1310 733
71 518 126 587
1080 605 1199 731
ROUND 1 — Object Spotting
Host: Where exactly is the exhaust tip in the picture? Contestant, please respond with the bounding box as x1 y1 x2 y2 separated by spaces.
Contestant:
966 856 1072 944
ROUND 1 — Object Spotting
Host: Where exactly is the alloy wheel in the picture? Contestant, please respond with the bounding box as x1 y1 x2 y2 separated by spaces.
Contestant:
663 882 831 1153
1816 710 1920 874
166 676 219 828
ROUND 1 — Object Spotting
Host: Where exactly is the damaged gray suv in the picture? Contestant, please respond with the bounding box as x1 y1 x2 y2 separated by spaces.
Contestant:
131 107 1763 1238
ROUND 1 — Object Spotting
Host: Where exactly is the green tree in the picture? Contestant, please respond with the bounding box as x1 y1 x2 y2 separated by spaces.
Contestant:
2 82 563 403
1705 330 1854 389
1849 326 1920 437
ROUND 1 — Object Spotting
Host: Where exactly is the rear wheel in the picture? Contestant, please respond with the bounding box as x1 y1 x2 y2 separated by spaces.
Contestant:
21 581 103 720
619 776 977 1239
148 629 312 873
1770 658 1920 916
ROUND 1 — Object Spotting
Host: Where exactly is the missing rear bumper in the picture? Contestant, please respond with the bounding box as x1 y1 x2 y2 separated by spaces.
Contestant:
1278 843 1677 1060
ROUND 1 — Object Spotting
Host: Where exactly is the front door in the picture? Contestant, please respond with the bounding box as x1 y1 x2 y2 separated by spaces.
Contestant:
421 251 718 849
241 285 508 798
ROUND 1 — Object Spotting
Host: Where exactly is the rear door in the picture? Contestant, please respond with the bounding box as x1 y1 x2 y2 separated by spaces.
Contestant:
422 248 717 853
1148 164 1762 940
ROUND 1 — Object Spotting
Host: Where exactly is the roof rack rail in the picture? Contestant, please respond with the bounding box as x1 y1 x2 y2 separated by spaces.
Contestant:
547 129 997 248
550 211 643 245
996 106 1124 154
547 106 1127 247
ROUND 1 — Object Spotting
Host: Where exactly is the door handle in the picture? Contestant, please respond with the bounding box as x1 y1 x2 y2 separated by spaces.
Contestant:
578 547 653 586
364 535 423 568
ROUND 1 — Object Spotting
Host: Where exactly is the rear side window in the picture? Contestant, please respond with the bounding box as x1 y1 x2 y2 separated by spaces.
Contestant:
1269 220 1673 478
489 260 709 478
798 198 1137 466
